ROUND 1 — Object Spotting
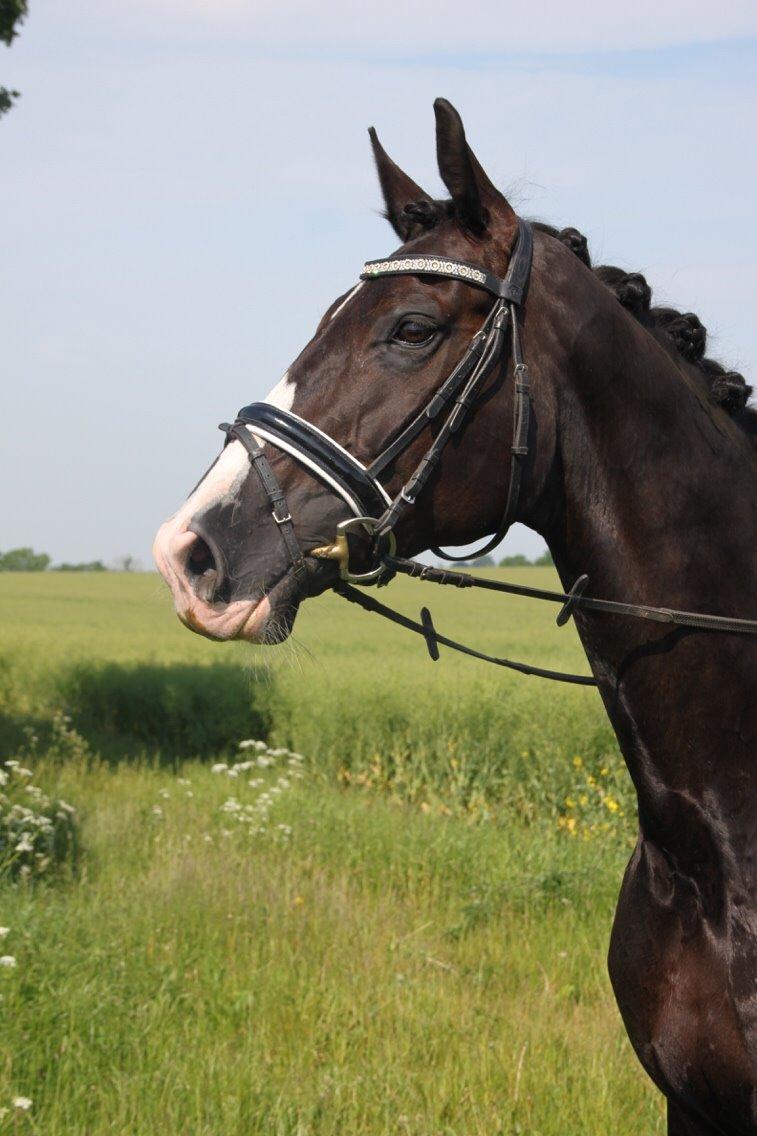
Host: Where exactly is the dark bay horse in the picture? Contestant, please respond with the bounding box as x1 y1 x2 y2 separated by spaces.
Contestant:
153 100 756 1133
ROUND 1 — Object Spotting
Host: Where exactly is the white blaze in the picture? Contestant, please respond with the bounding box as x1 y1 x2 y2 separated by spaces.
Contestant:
264 370 296 412
329 281 364 322
166 371 297 530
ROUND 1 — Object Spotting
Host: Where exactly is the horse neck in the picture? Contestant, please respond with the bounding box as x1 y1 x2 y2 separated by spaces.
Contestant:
530 278 757 878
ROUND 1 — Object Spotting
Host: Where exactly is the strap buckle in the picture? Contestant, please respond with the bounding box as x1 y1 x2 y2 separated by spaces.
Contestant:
311 516 396 585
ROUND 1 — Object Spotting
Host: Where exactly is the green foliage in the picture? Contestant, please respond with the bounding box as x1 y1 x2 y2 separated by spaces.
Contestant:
0 1 27 45
0 762 658 1133
535 548 554 566
499 552 530 566
0 572 658 1131
57 660 272 763
0 0 27 120
0 86 17 115
0 548 50 572
52 560 107 572
0 718 80 882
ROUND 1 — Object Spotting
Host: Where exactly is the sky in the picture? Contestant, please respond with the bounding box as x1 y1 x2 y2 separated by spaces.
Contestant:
2 2 756 567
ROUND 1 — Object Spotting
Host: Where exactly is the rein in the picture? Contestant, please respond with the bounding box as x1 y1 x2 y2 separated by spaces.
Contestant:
220 219 757 684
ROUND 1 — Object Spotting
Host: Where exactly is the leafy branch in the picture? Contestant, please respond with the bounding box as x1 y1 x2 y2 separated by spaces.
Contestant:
1 0 28 119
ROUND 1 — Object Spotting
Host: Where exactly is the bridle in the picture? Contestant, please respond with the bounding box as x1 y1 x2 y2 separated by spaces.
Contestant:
220 219 757 685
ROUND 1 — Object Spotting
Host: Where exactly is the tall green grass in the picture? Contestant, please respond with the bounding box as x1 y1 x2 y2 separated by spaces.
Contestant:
0 756 659 1135
0 572 655 1133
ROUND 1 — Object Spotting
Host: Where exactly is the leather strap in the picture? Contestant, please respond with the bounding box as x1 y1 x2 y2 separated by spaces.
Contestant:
336 582 598 686
220 422 306 579
385 556 757 637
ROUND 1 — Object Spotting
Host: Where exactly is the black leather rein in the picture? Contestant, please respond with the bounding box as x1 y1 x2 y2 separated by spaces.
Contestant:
218 218 757 685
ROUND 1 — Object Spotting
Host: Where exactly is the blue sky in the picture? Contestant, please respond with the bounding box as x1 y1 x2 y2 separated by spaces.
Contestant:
2 2 756 565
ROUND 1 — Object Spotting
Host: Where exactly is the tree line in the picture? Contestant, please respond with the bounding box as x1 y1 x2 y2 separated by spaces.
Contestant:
0 549 142 572
439 549 554 569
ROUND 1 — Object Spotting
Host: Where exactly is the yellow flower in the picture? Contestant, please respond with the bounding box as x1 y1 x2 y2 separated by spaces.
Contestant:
579 794 588 807
564 796 576 809
605 797 619 813
572 756 583 769
600 767 609 777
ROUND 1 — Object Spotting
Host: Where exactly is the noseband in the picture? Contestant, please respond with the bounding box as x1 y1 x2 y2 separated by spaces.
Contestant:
220 218 757 683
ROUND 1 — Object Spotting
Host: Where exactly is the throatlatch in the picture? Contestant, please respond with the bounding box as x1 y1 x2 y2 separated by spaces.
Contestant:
219 218 757 685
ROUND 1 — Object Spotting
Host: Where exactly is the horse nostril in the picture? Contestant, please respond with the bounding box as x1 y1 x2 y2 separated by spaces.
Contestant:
185 534 223 603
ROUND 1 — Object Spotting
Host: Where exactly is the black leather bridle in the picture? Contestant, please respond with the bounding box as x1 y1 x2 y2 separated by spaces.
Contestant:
224 221 534 576
220 219 757 684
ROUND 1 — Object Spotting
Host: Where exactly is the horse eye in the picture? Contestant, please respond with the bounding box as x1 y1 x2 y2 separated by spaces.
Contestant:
392 317 437 346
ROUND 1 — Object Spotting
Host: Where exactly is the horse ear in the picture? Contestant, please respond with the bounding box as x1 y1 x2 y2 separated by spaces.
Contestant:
368 127 433 241
433 97 515 235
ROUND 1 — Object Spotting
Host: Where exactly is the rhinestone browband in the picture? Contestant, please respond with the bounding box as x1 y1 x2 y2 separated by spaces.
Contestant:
361 255 500 296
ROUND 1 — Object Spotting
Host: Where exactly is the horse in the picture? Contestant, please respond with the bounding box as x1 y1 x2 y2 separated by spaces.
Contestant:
153 99 757 1134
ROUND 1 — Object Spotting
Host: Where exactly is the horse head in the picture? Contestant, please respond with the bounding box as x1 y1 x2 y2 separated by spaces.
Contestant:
153 99 580 643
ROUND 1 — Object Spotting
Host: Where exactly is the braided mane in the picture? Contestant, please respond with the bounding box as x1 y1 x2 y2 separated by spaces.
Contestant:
400 201 754 443
531 221 755 445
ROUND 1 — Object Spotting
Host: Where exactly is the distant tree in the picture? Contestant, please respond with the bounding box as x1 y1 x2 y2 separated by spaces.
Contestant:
53 560 107 572
0 0 27 119
447 553 495 569
0 546 50 571
498 553 530 567
111 555 141 572
534 549 554 566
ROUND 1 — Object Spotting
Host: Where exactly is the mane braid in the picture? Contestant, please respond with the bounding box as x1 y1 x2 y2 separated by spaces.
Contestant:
529 216 755 444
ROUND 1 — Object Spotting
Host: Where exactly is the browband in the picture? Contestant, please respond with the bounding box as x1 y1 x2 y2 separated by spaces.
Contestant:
361 219 534 304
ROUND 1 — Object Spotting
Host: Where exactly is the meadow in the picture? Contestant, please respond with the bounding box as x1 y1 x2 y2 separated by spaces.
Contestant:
0 571 664 1134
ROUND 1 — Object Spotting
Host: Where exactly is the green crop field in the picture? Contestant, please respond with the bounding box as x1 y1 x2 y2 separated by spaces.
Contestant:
0 572 663 1134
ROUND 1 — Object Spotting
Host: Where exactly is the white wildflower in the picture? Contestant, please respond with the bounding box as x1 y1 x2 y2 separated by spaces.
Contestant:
0 928 9 939
15 768 33 778
151 805 163 818
0 956 17 969
15 837 34 854
4 760 19 769
57 800 76 814
0 769 7 785
211 763 228 774
158 788 170 799
256 755 274 768
177 777 191 786
12 1097 32 1111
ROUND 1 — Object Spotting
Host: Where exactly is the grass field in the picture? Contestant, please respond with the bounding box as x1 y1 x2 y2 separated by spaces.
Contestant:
0 572 663 1134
